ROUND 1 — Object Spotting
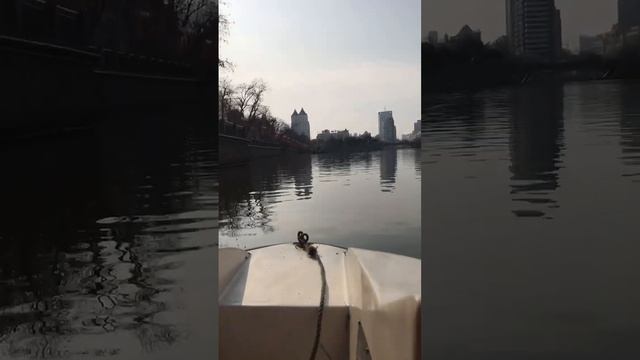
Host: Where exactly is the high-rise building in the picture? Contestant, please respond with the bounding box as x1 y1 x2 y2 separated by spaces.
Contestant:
579 35 604 54
553 8 562 57
291 108 310 140
618 0 640 34
506 0 562 62
402 120 422 141
427 31 438 44
378 111 397 143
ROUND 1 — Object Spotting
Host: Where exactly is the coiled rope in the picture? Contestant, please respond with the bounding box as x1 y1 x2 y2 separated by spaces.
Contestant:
295 231 327 360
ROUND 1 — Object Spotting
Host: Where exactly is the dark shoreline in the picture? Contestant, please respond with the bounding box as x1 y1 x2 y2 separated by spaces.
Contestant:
1 35 215 137
422 39 640 95
219 142 420 167
423 70 640 96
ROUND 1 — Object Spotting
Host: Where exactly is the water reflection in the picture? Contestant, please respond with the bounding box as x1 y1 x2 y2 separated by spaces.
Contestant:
509 82 564 218
619 82 640 169
219 149 420 257
379 148 397 192
317 153 353 179
424 84 565 218
0 109 217 359
291 154 313 199
423 80 640 359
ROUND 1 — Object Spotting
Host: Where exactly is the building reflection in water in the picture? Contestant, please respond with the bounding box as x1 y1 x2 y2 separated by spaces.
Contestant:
619 82 640 170
379 147 397 192
289 154 313 199
0 109 218 359
317 153 352 179
219 148 420 254
361 151 373 172
509 81 565 218
424 92 487 151
414 143 421 178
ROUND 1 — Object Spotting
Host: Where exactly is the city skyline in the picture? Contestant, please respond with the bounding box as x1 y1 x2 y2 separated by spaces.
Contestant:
220 0 420 137
423 0 617 50
291 107 414 140
302 108 417 140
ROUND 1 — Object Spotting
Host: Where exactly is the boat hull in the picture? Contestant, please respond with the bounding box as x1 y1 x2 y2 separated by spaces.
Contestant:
219 243 421 360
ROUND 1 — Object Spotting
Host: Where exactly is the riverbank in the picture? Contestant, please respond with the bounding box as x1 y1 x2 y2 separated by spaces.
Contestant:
310 136 389 153
220 132 421 165
219 134 297 167
0 35 214 134
422 40 640 94
423 65 640 94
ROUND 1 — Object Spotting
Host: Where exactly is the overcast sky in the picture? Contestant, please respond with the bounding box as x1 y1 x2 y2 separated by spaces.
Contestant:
423 0 617 50
220 0 420 137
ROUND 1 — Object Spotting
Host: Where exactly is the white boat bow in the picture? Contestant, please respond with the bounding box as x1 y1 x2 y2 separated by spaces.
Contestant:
219 243 421 360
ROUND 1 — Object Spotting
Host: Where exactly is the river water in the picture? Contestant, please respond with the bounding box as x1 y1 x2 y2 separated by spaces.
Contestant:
219 148 421 258
0 109 218 359
423 80 640 359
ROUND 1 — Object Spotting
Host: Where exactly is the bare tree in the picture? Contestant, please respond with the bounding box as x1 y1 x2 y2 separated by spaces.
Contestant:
216 0 233 69
247 82 268 119
233 82 253 116
218 78 235 121
256 104 271 119
173 0 212 28
221 78 286 142
234 79 267 119
275 120 290 134
170 0 229 68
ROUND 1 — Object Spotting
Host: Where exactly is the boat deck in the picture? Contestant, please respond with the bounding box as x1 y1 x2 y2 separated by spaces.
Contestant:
219 243 421 360
220 244 348 307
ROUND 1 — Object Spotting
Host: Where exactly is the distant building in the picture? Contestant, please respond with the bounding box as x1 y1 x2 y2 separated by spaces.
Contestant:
450 25 482 43
597 21 640 55
619 0 640 35
316 129 350 141
628 25 640 41
316 130 330 141
599 24 623 54
291 108 310 140
617 0 640 49
506 0 562 62
378 111 397 143
553 8 562 57
427 30 438 44
579 35 604 54
336 129 350 140
402 120 421 141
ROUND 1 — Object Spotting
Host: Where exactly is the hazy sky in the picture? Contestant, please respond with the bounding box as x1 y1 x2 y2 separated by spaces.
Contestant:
220 0 420 137
423 0 617 50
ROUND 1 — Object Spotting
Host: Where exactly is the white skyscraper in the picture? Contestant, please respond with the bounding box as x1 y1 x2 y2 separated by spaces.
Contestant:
378 111 397 143
291 108 310 140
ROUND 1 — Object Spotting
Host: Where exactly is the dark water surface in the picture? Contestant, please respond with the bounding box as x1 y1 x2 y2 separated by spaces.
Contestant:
219 148 421 258
423 80 640 359
0 110 217 359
